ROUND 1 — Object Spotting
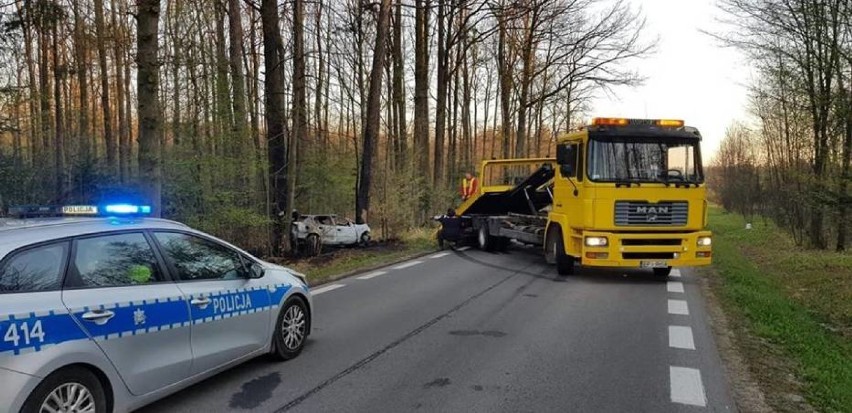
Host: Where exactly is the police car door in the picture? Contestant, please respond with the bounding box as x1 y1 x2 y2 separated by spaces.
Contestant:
152 231 271 375
60 231 193 396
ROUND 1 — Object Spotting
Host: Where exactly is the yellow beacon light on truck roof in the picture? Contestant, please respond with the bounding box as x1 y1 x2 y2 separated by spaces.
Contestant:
590 118 684 128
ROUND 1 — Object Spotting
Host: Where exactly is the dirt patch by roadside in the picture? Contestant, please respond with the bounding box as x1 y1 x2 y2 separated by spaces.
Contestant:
699 266 816 413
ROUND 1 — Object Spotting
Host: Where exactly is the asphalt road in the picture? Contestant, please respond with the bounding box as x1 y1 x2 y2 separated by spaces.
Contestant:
140 246 736 413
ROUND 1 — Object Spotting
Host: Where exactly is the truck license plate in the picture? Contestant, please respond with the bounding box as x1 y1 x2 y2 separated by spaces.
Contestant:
640 261 668 268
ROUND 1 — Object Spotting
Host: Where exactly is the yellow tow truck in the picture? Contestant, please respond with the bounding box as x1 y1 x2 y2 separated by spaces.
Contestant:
442 117 712 277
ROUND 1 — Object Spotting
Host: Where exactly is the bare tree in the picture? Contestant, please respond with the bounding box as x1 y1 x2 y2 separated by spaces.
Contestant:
356 0 392 224
137 0 162 215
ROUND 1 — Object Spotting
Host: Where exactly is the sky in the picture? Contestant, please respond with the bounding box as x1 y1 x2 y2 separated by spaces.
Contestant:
590 0 752 162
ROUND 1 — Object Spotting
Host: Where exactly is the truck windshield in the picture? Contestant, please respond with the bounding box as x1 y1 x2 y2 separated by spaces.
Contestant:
587 137 702 183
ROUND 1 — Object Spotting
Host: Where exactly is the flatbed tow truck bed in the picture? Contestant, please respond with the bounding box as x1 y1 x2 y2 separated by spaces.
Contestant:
450 160 556 249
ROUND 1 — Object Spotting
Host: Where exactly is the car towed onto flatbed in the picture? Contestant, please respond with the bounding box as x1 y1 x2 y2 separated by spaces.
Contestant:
0 204 312 413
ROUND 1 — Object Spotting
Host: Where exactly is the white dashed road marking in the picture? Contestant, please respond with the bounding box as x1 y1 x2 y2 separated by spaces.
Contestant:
668 326 696 350
356 271 387 280
670 366 707 407
667 281 685 293
668 299 690 315
670 268 682 278
457 246 471 251
431 252 452 258
392 260 423 270
311 284 346 295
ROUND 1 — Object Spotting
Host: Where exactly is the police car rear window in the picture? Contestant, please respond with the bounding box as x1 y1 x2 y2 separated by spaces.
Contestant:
0 242 69 293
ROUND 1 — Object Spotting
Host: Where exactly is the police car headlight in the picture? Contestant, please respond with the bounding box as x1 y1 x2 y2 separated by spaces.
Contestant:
697 236 712 247
584 236 608 247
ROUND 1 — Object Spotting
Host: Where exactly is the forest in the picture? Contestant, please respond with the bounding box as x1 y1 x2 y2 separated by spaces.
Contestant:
0 0 651 254
708 0 852 251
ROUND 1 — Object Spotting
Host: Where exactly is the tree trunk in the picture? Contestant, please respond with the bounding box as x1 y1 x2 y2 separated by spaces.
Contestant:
261 0 289 254
137 0 163 215
215 3 231 156
53 20 65 200
837 59 852 251
292 0 308 195
433 0 448 185
356 0 391 225
414 0 430 177
392 0 407 170
72 1 90 163
497 6 512 159
228 0 247 158
94 0 115 173
313 0 326 146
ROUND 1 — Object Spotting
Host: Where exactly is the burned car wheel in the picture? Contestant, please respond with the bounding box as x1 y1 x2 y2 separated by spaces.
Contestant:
359 232 371 247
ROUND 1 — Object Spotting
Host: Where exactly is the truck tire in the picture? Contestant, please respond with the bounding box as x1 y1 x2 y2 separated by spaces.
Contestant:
653 266 672 277
545 229 557 265
553 228 575 276
477 226 494 252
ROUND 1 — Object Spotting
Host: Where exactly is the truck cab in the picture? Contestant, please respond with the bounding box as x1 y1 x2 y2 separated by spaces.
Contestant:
546 118 712 275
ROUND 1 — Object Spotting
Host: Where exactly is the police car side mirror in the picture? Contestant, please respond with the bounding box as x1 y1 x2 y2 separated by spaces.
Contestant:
248 262 265 279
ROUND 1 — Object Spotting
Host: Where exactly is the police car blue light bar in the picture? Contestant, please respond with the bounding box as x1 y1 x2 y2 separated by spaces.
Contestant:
7 204 152 218
103 204 152 215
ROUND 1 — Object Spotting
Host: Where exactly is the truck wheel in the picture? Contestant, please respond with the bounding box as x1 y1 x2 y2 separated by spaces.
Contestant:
653 267 672 277
545 230 557 265
554 228 575 276
477 226 494 252
22 366 107 413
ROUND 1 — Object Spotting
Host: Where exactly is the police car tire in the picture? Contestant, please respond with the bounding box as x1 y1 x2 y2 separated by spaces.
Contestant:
359 232 371 247
22 366 107 413
271 296 309 361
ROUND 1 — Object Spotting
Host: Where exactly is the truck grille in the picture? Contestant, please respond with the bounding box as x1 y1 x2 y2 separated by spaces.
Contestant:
614 201 688 226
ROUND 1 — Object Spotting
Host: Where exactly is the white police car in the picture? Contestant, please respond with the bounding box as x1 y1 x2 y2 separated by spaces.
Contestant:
0 204 312 413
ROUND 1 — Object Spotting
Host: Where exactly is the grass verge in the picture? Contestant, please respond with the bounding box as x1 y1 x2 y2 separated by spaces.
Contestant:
271 227 437 285
701 207 852 412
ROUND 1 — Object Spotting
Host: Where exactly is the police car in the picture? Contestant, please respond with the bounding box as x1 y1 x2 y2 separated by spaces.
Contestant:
0 204 312 413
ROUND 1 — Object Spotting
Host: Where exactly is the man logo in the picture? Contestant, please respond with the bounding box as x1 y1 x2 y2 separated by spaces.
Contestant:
635 206 669 214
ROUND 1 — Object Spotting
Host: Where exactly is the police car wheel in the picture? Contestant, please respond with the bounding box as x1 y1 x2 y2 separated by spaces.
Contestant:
359 232 371 247
23 366 107 413
272 297 309 360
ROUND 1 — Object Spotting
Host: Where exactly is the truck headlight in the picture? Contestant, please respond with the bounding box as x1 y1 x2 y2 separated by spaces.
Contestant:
697 236 712 247
584 236 608 247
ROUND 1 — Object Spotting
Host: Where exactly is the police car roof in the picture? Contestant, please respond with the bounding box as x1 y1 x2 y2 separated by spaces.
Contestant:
0 217 189 256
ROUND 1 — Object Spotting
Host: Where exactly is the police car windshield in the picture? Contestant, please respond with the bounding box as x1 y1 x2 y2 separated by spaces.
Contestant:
587 137 702 184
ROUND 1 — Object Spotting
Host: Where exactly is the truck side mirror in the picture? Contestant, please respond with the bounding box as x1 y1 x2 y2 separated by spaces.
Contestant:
556 144 577 177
